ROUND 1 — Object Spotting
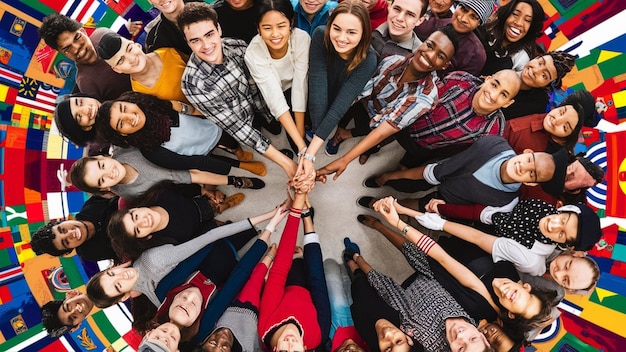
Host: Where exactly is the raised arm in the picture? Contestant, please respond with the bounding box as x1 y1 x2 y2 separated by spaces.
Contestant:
374 197 499 311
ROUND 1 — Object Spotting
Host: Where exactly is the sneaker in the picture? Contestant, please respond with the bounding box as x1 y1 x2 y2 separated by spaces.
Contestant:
356 196 376 209
305 129 314 143
233 177 265 189
343 237 361 255
363 176 381 188
325 138 340 156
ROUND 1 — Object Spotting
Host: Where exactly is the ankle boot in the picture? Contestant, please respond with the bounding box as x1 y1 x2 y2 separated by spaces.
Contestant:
240 161 267 176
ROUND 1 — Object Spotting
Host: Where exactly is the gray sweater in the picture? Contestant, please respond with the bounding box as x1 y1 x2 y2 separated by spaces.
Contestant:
132 219 252 307
111 146 191 200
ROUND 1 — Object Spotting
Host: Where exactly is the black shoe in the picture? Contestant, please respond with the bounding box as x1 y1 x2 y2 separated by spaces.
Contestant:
264 118 282 135
280 148 294 160
357 214 368 224
357 196 375 209
233 177 265 189
363 176 381 188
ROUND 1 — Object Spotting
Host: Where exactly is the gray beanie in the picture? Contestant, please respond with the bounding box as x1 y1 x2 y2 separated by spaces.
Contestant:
457 0 496 24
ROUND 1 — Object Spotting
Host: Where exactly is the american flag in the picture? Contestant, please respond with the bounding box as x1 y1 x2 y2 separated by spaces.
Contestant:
15 78 58 114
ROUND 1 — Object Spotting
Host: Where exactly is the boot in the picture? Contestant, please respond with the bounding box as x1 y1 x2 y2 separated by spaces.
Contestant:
239 161 267 176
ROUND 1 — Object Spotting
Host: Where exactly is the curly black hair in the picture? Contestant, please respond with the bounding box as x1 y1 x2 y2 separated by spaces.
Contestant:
95 91 173 150
38 13 82 50
483 0 545 59
31 220 70 256
41 300 69 338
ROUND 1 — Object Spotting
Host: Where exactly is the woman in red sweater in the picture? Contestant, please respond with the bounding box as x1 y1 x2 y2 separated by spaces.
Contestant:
257 187 330 351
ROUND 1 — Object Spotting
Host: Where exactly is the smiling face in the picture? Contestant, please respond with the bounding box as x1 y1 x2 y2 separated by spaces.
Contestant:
502 151 555 185
521 55 557 88
184 20 223 65
429 0 454 16
69 97 101 131
52 220 90 251
543 105 579 139
58 290 94 327
549 254 595 290
503 2 533 44
300 0 327 19
446 318 491 352
539 212 578 244
479 322 514 352
409 30 454 74
108 101 147 135
82 155 127 191
375 319 413 352
169 286 203 328
226 0 254 10
56 28 98 65
329 13 364 60
103 37 146 74
451 4 481 34
203 327 235 352
148 0 185 17
564 160 597 191
99 263 139 299
145 322 181 352
491 279 542 319
122 207 163 238
387 0 425 42
472 70 520 115
258 10 291 58
275 324 305 352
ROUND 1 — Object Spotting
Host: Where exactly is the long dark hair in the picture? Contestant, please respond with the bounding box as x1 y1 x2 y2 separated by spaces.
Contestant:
96 91 173 150
107 181 186 261
484 0 545 58
256 0 295 28
500 284 558 343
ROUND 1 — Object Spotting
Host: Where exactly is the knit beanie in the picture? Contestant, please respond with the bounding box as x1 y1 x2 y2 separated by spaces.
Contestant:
96 31 123 60
561 90 598 127
456 0 496 24
54 94 97 146
137 340 170 352
156 271 216 323
547 51 575 89
540 148 568 196
556 203 602 251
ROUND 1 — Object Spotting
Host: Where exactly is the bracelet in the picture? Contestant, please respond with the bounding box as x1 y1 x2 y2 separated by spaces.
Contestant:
303 153 316 162
180 102 188 114
297 147 307 159
265 253 274 261
415 235 436 255
396 219 401 228
265 225 276 233
402 225 410 234
301 209 312 218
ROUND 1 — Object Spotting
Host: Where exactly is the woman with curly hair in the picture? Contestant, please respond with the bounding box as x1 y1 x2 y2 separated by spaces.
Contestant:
479 0 545 76
96 91 266 177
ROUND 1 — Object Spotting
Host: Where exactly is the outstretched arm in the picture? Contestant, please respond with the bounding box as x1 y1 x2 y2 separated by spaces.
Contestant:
374 197 499 312
317 121 397 180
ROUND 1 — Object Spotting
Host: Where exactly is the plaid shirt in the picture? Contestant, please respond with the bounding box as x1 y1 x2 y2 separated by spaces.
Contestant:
409 71 505 149
182 38 272 154
360 53 439 131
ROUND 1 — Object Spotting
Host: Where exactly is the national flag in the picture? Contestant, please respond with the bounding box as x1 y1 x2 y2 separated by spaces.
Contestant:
15 77 56 114
605 130 626 218
60 0 98 24
38 0 68 13
0 265 23 286
105 0 135 16
0 65 22 87
0 83 18 104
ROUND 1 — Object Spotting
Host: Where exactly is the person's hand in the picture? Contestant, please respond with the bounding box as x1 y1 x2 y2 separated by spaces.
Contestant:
125 19 143 36
373 196 400 226
415 212 446 231
202 188 225 205
296 157 316 184
425 198 446 214
480 197 518 225
317 158 349 181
